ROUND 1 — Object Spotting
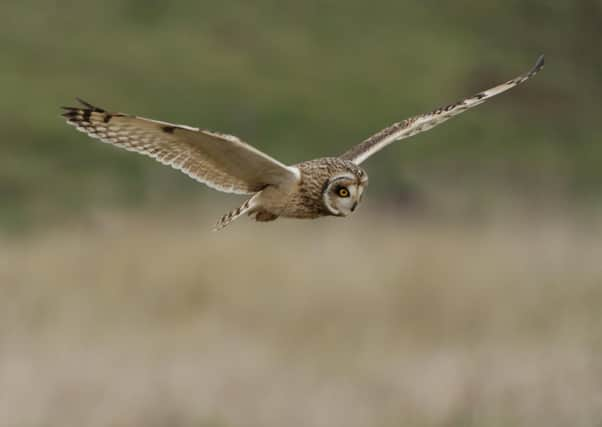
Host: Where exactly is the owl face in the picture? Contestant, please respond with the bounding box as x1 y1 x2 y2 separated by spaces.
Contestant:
322 171 368 217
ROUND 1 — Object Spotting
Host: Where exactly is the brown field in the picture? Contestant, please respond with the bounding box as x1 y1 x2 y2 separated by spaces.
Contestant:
1 205 601 427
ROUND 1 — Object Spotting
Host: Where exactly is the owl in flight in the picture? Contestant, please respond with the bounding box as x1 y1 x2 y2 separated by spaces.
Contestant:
63 55 544 230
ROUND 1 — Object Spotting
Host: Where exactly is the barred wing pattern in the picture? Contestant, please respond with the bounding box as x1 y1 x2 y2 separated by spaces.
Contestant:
62 100 300 194
341 55 544 165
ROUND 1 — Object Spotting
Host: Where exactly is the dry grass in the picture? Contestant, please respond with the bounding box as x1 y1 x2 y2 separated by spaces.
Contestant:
1 205 601 427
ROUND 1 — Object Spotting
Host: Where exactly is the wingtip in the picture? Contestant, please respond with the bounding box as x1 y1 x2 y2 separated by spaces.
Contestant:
75 98 106 112
75 97 93 108
533 54 545 72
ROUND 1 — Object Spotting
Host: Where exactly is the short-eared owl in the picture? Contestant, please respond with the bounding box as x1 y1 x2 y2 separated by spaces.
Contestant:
63 55 544 230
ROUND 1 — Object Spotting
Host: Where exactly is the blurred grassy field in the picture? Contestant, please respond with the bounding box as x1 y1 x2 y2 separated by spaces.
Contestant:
1 0 602 229
1 206 602 427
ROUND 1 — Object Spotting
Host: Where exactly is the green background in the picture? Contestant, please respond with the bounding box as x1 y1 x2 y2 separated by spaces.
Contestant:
2 0 601 229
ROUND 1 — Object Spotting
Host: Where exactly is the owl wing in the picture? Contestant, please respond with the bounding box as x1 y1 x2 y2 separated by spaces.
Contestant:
62 99 300 194
340 55 544 165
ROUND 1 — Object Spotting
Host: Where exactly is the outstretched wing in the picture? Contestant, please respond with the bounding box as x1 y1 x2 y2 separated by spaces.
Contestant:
341 55 545 165
62 100 300 194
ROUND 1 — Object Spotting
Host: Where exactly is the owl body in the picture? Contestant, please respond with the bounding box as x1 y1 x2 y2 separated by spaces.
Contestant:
250 157 368 221
62 56 543 230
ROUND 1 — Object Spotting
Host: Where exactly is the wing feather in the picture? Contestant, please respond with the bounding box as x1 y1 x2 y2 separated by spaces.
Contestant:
341 55 545 165
62 101 300 194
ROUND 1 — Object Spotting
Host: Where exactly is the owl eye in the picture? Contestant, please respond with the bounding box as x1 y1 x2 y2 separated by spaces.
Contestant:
337 187 350 198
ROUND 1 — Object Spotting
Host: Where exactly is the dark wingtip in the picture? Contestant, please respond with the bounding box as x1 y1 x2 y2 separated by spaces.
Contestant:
532 54 545 73
61 106 80 119
75 98 105 112
76 97 94 108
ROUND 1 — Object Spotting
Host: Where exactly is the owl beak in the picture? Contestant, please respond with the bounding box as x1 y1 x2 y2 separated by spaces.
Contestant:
351 201 358 212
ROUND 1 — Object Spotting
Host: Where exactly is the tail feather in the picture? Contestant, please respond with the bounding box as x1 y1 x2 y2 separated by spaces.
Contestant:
214 197 256 231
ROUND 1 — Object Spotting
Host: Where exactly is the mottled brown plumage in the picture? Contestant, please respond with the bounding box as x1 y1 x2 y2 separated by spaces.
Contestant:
253 157 367 219
62 55 543 230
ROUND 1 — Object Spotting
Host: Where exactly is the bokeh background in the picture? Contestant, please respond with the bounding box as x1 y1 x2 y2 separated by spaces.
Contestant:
1 1 601 426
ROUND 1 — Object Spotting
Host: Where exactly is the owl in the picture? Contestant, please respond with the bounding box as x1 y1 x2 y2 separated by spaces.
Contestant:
63 55 544 230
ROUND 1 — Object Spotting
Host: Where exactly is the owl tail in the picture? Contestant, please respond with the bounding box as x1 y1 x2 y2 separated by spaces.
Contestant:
213 196 257 231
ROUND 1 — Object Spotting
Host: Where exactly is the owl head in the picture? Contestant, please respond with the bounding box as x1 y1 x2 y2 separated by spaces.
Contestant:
322 169 368 216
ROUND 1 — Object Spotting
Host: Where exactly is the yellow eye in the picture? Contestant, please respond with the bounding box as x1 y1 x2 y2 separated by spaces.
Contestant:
338 188 350 197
